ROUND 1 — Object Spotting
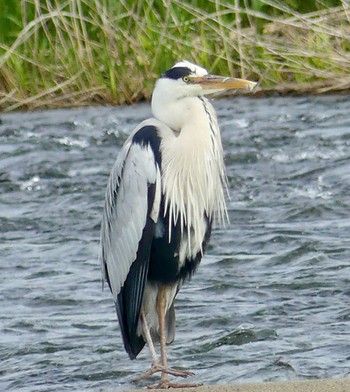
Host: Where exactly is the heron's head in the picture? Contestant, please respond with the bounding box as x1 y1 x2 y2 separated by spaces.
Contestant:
153 61 257 100
151 61 257 131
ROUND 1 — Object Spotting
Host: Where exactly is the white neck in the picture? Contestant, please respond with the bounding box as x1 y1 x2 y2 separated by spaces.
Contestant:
152 90 196 132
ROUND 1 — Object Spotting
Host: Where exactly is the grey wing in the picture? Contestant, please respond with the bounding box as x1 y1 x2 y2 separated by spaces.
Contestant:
100 136 161 299
100 127 161 358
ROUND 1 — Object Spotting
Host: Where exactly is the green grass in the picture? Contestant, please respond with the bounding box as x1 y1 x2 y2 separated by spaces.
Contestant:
0 0 349 111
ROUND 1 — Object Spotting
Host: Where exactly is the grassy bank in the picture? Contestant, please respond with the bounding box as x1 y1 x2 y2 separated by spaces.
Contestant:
0 0 349 111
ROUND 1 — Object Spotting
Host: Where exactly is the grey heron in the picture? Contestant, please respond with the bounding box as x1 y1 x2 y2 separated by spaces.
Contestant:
100 61 256 388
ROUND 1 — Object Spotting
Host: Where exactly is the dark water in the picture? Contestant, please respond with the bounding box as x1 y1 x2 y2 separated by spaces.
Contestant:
1 95 350 391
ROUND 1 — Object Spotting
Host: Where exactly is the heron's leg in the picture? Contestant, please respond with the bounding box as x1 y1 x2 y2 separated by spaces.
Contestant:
146 285 201 389
141 309 158 364
133 306 194 383
155 284 175 386
132 310 162 382
156 286 194 377
157 284 169 382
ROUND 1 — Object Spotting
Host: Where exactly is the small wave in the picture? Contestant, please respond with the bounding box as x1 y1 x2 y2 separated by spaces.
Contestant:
19 175 42 191
56 136 89 148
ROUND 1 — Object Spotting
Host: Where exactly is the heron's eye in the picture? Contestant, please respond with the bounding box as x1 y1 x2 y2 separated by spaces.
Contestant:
182 75 190 83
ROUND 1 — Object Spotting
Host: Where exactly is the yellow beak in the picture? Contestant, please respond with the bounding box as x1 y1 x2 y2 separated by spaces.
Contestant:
190 74 257 91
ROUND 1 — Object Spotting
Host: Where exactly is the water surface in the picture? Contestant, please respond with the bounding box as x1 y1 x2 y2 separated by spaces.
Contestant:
1 95 350 391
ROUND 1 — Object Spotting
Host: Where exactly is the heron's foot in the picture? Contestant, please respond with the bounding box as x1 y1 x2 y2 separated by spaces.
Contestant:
133 364 194 383
163 366 194 378
147 380 203 389
132 364 163 382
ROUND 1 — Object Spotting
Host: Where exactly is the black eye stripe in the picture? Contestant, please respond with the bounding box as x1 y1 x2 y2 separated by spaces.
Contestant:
162 67 192 80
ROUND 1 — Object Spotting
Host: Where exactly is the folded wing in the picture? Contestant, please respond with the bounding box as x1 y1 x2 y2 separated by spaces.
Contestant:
100 124 162 358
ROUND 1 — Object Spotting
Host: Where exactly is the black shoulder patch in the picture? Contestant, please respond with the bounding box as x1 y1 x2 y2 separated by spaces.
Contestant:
132 125 162 167
162 66 192 80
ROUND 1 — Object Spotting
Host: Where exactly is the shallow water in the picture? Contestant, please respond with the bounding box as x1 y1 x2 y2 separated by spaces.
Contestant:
1 95 350 391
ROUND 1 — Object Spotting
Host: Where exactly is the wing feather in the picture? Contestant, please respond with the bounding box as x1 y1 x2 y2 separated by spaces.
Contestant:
101 140 159 299
100 123 162 358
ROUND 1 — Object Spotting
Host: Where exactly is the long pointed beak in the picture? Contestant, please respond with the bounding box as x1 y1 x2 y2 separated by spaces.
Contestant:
190 74 257 92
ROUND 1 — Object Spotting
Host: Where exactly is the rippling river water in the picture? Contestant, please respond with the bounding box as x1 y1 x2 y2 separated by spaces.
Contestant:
1 95 350 391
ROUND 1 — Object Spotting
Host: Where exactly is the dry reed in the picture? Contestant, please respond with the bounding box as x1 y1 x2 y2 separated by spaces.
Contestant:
0 0 349 111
